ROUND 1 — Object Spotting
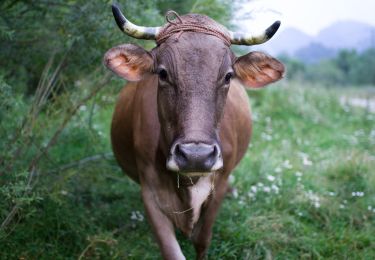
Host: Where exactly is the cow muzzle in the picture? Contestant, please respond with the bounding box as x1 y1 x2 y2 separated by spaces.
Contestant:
166 141 223 173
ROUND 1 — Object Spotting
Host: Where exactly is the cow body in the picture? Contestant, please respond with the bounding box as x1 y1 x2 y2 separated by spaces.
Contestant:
105 9 284 259
111 76 251 254
111 76 251 258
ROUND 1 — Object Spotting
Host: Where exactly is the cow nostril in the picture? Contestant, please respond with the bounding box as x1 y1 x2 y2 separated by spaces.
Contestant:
170 142 221 172
174 144 187 160
213 144 219 158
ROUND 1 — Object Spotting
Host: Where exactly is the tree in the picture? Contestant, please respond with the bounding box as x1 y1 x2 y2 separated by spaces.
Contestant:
0 0 236 95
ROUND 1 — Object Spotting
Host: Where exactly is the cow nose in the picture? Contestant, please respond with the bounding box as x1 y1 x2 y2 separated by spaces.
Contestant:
167 142 223 172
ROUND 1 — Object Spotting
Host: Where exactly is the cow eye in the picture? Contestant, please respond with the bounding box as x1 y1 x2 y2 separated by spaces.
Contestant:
158 68 168 81
224 72 233 84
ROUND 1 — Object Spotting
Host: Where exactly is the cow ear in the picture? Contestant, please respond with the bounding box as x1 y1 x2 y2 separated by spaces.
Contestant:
233 51 285 88
104 44 153 81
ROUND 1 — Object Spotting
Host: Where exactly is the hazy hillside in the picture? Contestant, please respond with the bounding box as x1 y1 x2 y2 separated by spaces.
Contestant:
317 20 375 51
259 27 312 56
295 42 337 63
254 20 375 62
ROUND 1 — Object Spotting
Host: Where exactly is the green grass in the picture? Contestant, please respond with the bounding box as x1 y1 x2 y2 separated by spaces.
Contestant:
1 82 374 259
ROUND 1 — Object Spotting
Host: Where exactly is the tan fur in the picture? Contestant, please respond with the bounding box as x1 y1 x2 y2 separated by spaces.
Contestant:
111 78 252 259
108 31 283 260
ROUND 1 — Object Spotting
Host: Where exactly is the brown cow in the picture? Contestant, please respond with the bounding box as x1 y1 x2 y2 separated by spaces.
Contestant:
104 5 285 260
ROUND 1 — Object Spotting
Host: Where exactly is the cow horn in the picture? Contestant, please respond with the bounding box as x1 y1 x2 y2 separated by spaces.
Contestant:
112 4 161 40
229 21 281 45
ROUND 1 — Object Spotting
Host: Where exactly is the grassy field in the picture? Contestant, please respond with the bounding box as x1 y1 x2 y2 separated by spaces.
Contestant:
1 81 374 259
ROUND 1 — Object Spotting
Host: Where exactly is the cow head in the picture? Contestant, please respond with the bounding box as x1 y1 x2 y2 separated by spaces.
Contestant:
104 6 285 176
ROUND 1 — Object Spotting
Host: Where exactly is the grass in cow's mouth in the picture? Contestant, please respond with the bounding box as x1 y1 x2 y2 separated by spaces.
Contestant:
1 81 374 259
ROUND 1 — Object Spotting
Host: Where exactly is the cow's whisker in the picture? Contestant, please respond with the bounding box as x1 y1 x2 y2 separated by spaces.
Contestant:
172 207 193 214
211 172 216 192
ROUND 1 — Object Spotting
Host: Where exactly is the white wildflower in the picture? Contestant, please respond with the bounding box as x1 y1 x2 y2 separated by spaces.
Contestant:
267 175 275 182
354 129 365 137
130 211 137 220
282 160 293 169
232 189 239 199
306 190 321 208
131 211 144 222
248 192 255 198
261 132 272 141
263 186 271 193
298 152 313 166
229 175 235 184
303 157 313 166
271 184 279 194
352 191 365 197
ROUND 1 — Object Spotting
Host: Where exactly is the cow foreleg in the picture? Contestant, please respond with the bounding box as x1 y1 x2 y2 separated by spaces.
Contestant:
191 179 228 260
141 187 185 260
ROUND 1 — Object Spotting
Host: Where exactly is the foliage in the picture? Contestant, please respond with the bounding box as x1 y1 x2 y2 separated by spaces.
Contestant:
281 48 375 87
1 0 374 258
1 79 375 258
0 0 235 95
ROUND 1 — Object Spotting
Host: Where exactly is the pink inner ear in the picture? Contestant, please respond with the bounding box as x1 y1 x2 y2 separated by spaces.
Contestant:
105 53 143 81
241 66 282 88
110 56 127 68
254 67 281 88
234 52 285 89
104 44 153 82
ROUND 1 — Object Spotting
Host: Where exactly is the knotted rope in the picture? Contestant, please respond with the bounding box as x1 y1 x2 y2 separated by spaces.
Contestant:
156 10 231 46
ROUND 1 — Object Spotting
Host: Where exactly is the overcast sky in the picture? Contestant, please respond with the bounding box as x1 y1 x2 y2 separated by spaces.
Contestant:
239 0 375 35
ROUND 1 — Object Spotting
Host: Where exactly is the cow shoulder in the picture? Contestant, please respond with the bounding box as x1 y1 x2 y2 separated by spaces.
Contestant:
219 79 252 170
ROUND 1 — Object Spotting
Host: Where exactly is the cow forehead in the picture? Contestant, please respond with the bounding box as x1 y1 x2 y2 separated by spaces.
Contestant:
155 32 232 76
